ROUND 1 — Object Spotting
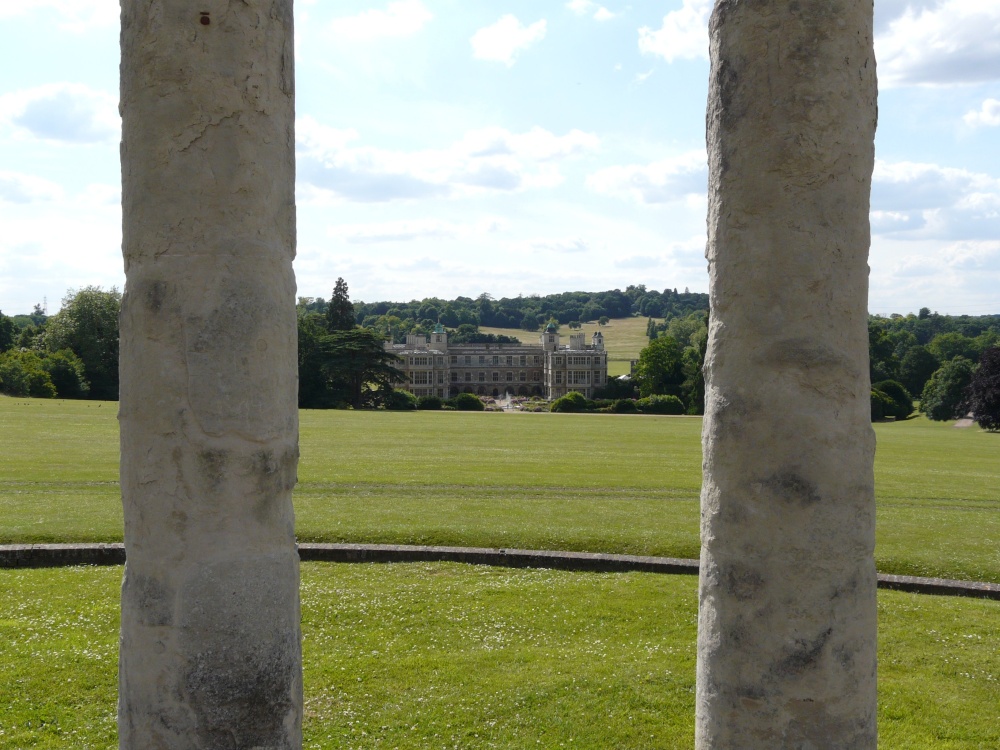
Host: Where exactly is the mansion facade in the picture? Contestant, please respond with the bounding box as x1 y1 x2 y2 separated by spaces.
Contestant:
387 324 608 401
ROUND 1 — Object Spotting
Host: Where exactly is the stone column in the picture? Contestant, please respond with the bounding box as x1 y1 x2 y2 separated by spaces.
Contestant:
697 1 877 747
118 2 301 747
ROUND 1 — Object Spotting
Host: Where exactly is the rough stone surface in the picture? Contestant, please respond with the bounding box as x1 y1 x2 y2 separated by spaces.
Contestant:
698 1 878 747
118 2 301 747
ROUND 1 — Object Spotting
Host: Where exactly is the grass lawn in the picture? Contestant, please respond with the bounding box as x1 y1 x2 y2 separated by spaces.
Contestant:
1 562 997 749
480 316 656 377
1 397 998 582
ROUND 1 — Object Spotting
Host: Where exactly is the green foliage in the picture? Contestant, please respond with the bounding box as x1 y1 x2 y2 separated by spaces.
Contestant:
872 380 914 421
598 315 610 326
325 277 356 331
592 375 638 400
871 388 894 421
928 331 978 363
43 286 121 400
416 395 443 410
298 313 404 409
920 357 975 421
0 310 14 353
0 350 57 397
898 345 940 397
384 388 417 411
448 392 485 411
610 397 637 413
550 391 590 412
968 346 1000 431
636 394 686 415
634 335 684 399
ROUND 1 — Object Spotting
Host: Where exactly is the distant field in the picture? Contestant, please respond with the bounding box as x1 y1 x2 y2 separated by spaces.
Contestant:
3 563 999 749
2 397 999 583
480 316 656 377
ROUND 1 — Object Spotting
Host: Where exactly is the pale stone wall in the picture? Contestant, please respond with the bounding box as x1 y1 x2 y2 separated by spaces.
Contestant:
118 2 301 746
697 0 878 747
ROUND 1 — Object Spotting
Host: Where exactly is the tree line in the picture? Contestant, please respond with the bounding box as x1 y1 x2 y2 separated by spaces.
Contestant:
2 285 998 431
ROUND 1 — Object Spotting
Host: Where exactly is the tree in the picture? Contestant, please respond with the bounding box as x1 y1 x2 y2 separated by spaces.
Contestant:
297 313 404 409
633 335 685 398
326 277 356 331
42 349 90 398
44 287 121 400
598 316 610 326
872 380 913 421
898 345 940 398
968 346 1000 431
920 357 975 421
448 392 485 411
0 350 57 397
0 310 15 353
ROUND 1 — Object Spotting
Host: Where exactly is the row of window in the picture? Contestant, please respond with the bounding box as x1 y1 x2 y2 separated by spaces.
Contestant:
449 354 543 366
447 371 541 383
552 371 603 385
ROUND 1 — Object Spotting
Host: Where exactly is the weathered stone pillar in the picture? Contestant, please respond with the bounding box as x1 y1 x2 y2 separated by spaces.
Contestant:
118 2 301 747
697 1 877 747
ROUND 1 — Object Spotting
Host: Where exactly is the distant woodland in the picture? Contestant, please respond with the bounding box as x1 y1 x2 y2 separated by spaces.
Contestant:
2 284 998 428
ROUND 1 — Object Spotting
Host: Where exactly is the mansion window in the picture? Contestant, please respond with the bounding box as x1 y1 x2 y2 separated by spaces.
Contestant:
412 372 429 384
555 372 563 383
465 372 472 382
492 372 500 382
479 372 486 381
450 372 458 382
450 355 458 364
506 372 513 382
506 355 513 366
465 355 472 365
479 355 486 364
519 355 526 366
411 356 429 366
519 372 526 382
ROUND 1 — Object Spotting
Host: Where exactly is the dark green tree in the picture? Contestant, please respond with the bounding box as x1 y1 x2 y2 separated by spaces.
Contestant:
898 345 940 398
44 287 121 400
42 349 90 398
920 357 975 421
0 311 15 353
0 350 57 397
326 277 356 332
634 335 685 399
968 346 1000 431
872 380 913 420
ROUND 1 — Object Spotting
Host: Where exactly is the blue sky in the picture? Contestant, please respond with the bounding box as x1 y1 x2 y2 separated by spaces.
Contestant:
1 0 999 317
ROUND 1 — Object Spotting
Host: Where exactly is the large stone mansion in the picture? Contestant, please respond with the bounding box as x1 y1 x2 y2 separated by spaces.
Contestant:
386 323 609 400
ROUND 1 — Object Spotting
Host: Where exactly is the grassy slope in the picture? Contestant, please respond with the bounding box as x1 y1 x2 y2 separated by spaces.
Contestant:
2 563 997 749
480 316 656 377
1 397 998 582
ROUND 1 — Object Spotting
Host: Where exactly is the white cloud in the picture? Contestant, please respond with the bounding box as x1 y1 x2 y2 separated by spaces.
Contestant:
587 150 707 204
328 0 432 40
566 0 616 21
297 116 598 203
471 15 547 67
876 1 1000 87
328 217 509 244
0 0 117 32
638 0 711 63
0 83 119 145
513 237 591 254
964 99 1000 129
872 159 1000 240
0 171 65 204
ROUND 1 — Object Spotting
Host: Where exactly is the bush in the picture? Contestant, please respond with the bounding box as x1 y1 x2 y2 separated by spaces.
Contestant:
920 358 975 421
416 395 443 410
872 380 913 421
968 346 1000 431
448 392 485 411
0 350 57 398
550 391 590 413
636 394 685 415
611 398 638 413
384 389 417 410
42 349 90 399
871 389 894 421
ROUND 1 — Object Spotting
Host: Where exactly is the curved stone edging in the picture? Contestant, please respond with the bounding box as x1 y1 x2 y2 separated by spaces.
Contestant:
1 543 999 601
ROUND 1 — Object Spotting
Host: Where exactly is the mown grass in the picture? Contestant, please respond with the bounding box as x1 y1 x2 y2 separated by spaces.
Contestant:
1 397 998 582
1 562 997 749
480 316 655 377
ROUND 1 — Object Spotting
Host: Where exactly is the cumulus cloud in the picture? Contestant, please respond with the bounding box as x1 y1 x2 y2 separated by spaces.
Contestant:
0 83 119 144
471 15 547 67
876 1 1000 87
566 0 616 21
872 160 1000 240
513 237 590 254
964 99 1000 129
297 116 598 203
328 217 509 244
328 0 432 40
0 171 64 204
638 0 711 63
586 150 706 204
0 0 117 32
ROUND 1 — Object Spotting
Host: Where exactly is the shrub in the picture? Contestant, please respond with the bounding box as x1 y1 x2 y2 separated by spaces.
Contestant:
872 380 913 421
0 350 57 398
416 395 443 410
920 358 975 421
384 389 417 410
550 391 590 413
968 346 1000 431
448 392 485 411
611 398 638 413
871 389 893 421
636 394 685 415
